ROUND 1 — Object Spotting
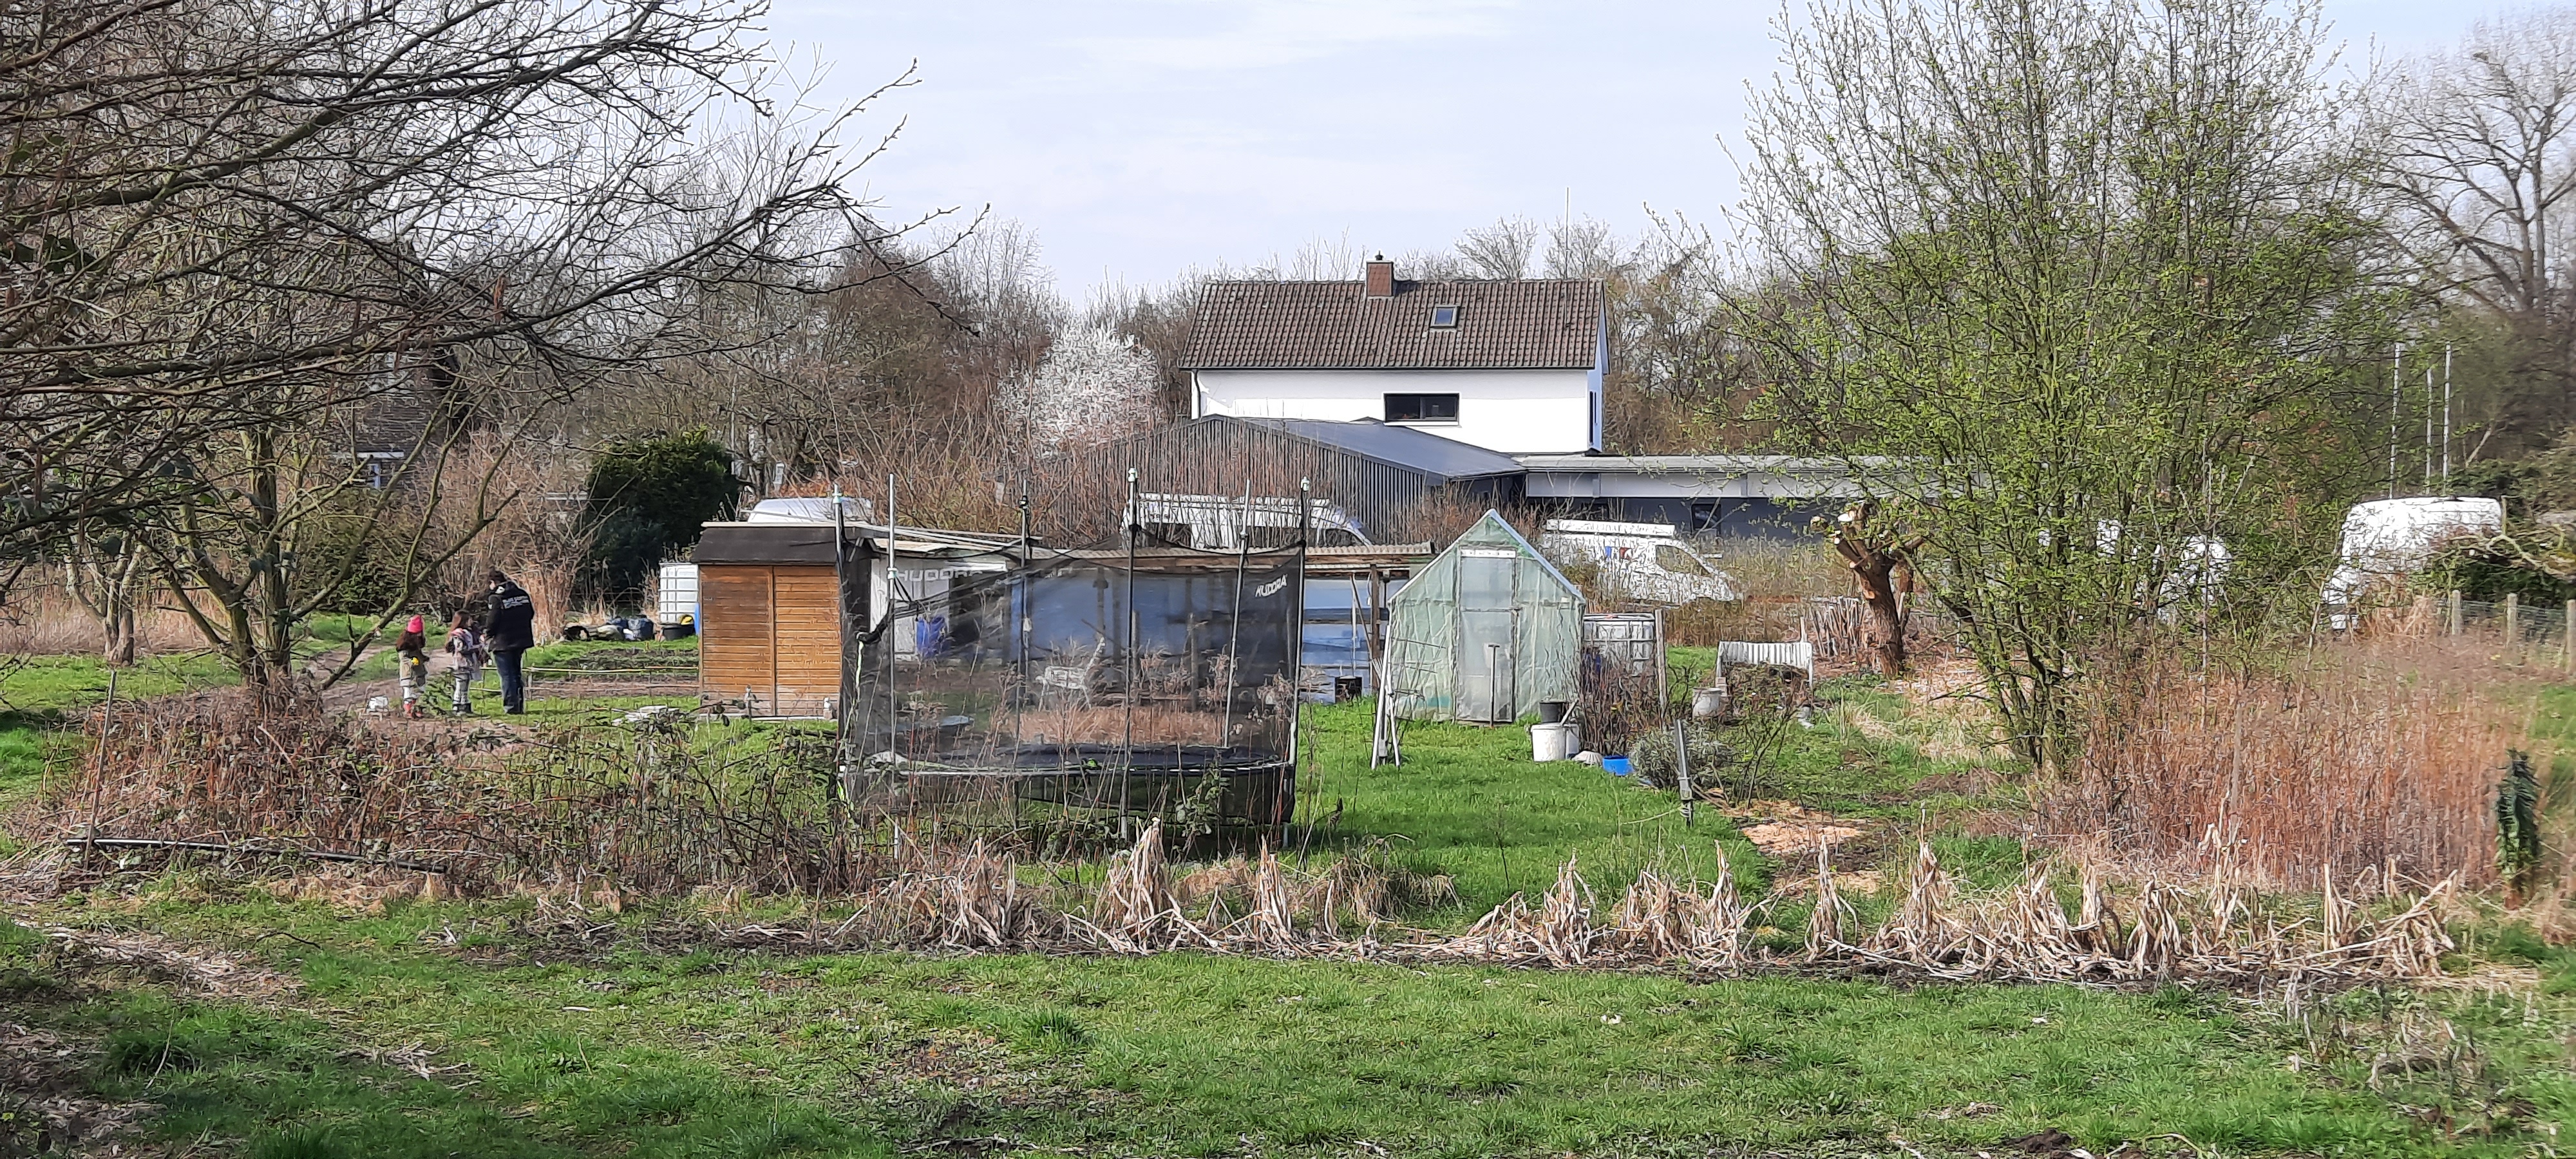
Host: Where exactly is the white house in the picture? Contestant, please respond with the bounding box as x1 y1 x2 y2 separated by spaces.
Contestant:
1178 258 1606 456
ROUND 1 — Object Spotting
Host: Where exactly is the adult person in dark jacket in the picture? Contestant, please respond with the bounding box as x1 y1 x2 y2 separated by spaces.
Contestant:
482 570 537 714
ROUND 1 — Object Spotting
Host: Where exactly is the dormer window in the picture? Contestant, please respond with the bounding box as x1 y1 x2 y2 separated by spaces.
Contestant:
1429 304 1460 328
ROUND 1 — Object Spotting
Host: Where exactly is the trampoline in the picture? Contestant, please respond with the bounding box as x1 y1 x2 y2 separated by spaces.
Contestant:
843 526 1306 827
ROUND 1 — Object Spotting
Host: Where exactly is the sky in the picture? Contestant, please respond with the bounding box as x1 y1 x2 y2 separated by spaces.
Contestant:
766 0 2506 299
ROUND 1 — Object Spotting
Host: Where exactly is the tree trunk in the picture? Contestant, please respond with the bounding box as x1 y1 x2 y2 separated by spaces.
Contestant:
1824 502 1914 676
1857 576 1908 675
102 605 137 666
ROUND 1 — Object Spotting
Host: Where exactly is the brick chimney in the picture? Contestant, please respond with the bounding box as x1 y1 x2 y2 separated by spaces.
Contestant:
1364 254 1394 298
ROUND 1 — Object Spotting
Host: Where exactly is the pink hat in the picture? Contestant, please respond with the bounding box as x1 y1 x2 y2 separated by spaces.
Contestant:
406 614 424 633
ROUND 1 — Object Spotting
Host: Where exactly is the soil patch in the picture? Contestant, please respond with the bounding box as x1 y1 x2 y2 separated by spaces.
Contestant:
0 1021 156 1154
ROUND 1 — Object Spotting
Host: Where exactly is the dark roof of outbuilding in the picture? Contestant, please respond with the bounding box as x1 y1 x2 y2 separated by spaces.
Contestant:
1179 278 1604 370
1241 418 1526 483
693 523 855 565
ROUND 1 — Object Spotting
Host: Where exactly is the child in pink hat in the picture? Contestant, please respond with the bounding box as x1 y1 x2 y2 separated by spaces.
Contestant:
395 614 430 718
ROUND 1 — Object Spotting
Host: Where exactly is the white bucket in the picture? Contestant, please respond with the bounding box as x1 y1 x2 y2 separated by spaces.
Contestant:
1531 722 1573 762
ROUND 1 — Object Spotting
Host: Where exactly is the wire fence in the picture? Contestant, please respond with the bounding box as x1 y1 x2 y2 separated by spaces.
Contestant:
2363 592 2576 668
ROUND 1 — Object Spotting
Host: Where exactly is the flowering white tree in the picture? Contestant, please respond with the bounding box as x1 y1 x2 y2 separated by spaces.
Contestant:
1002 325 1159 448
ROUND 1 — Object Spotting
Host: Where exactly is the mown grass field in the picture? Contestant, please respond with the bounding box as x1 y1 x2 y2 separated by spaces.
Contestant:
5 652 2575 1157
19 892 2527 1159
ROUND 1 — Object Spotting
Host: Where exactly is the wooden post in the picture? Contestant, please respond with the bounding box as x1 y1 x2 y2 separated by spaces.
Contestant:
2448 589 2463 636
2508 592 2521 659
1674 720 1694 828
2565 599 2575 677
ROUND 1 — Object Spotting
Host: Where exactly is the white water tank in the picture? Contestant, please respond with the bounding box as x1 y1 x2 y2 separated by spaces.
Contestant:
658 562 699 625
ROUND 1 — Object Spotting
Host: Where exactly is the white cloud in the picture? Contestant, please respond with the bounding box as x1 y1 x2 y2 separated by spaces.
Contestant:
1068 0 1518 71
781 0 2502 296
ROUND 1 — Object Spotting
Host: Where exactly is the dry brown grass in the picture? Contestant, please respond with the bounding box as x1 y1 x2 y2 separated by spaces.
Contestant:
0 587 203 657
2040 639 2528 890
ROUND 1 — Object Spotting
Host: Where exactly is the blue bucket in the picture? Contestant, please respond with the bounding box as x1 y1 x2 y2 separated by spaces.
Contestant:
1604 756 1631 776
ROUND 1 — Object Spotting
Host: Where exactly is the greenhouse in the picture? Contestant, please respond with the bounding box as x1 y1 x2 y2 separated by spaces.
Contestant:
1382 511 1585 723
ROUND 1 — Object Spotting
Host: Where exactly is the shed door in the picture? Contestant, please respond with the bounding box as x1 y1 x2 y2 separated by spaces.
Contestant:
699 565 776 710
1457 548 1520 723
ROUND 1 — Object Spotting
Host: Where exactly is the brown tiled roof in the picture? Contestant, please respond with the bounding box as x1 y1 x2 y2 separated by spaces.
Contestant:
1179 278 1604 370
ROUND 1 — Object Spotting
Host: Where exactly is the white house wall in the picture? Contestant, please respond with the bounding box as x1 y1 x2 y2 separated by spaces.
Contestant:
1193 368 1598 455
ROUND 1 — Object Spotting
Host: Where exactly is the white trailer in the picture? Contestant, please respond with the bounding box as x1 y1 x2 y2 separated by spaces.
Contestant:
2324 496 2504 623
1539 518 1739 603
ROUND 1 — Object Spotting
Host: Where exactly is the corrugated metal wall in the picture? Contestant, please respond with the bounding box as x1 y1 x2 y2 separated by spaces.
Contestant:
1066 419 1448 543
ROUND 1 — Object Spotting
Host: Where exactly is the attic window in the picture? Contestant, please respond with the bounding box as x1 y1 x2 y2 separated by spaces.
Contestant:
1429 304 1460 328
1385 393 1460 424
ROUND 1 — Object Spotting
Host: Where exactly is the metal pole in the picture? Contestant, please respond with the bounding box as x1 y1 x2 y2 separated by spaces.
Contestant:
2508 592 2521 658
1289 478 1311 825
1220 478 1253 755
1121 467 1139 833
1015 476 1032 775
2389 342 2402 500
832 484 849 794
887 473 898 763
2563 599 2573 677
2443 344 2454 485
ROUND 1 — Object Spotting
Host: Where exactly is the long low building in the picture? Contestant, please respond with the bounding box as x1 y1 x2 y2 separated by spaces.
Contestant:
1515 454 1870 539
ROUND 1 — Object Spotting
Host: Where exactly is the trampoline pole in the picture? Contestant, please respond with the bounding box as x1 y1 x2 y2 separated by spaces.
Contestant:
1290 477 1310 834
887 474 898 781
1122 467 1139 838
1016 480 1031 806
1220 479 1251 763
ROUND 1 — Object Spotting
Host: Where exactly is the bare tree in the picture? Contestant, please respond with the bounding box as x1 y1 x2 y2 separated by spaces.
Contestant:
61 520 150 664
1542 216 1623 279
2369 8 2576 452
1456 216 1540 279
2 0 922 704
2374 12 2576 322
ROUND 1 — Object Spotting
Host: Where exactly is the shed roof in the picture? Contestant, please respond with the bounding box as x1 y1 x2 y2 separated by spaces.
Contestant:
694 523 850 565
1180 278 1604 370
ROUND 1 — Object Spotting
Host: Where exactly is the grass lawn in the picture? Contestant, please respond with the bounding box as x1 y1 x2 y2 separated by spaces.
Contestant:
6 654 2573 1156
1300 698 1770 907
18 889 2546 1159
1298 672 2025 913
0 652 238 812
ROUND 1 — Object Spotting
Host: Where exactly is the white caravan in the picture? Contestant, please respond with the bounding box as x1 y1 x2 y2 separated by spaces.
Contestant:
2324 496 2505 623
1539 518 1740 603
1132 492 1369 549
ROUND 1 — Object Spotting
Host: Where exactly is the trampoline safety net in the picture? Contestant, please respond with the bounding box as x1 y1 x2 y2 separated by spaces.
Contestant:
843 531 1305 827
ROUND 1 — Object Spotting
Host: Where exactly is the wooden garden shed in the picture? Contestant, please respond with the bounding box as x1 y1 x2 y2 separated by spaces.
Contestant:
694 522 867 717
693 518 1022 717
